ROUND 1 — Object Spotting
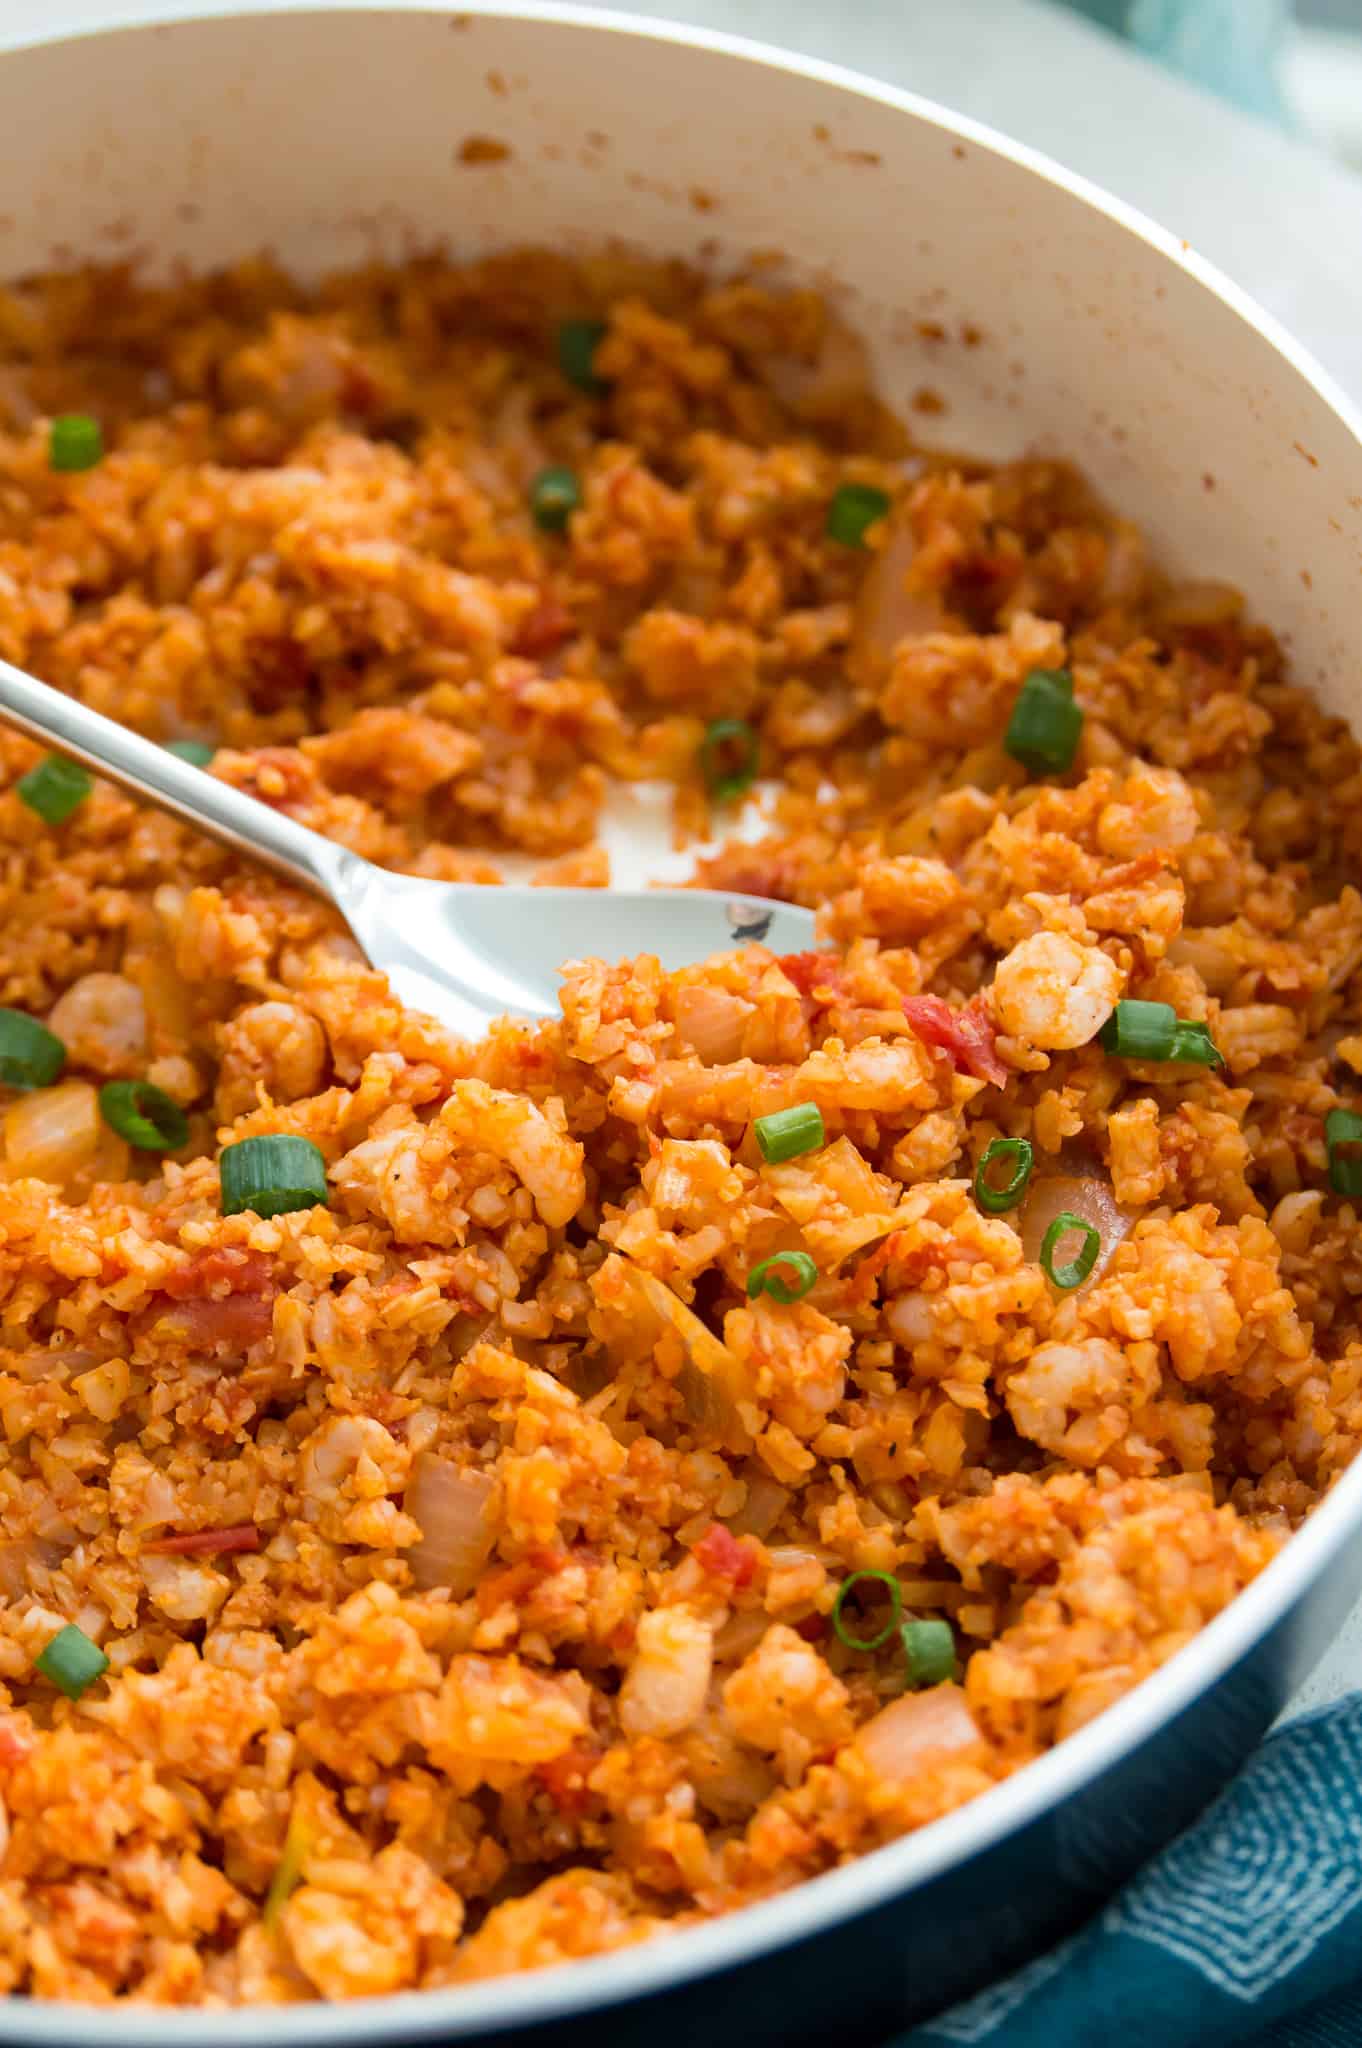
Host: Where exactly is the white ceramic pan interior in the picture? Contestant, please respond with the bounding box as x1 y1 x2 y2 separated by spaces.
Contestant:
2 4 1362 2039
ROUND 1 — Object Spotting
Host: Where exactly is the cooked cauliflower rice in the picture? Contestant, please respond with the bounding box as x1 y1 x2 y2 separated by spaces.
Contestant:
0 250 1359 2006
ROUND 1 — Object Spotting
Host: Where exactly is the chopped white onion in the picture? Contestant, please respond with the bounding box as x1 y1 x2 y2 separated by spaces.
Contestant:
0 1537 62 1600
727 1472 792 1540
848 507 945 688
1016 1171 1136 1290
626 1264 752 1445
673 986 755 1064
758 311 873 423
4 1081 105 1189
405 1454 496 1595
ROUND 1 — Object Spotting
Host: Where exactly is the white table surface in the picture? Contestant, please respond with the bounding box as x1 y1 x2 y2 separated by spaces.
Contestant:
2 0 1359 1709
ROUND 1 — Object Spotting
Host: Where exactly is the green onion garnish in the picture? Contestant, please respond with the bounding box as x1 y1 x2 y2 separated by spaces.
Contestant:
0 1008 65 1090
1326 1108 1362 1197
165 739 215 766
832 1569 903 1652
826 482 890 548
746 1250 818 1304
1099 999 1224 1068
755 1102 825 1164
1170 1019 1225 1068
48 413 103 472
16 754 91 826
528 465 582 533
220 1134 328 1219
1003 667 1083 776
557 319 608 394
973 1136 1033 1215
264 1810 311 1929
901 1618 956 1689
1099 999 1175 1059
99 1079 190 1154
700 718 760 804
35 1621 109 1700
1039 1211 1101 1290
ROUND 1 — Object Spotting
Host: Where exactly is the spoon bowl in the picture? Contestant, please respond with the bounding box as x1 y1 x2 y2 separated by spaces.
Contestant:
0 658 816 1036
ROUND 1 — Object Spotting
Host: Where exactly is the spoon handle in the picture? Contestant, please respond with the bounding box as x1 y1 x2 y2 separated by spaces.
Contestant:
0 656 352 902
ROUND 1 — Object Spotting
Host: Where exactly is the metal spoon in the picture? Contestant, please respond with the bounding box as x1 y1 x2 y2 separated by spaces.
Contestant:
0 661 817 1037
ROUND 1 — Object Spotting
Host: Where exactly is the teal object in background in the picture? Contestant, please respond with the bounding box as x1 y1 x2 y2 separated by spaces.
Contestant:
1064 0 1293 122
898 1697 1362 2048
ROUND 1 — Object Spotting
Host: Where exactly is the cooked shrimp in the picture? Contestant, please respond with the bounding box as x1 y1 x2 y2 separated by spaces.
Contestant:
284 1844 464 2000
722 1297 850 1438
298 1414 414 1546
215 1000 328 1120
991 931 1122 1051
46 973 147 1074
1097 765 1200 858
439 1080 585 1229
722 1623 852 1757
618 1608 713 1739
1005 1336 1158 1465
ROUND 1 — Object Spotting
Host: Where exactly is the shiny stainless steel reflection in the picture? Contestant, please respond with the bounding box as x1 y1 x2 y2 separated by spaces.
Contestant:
0 659 815 1034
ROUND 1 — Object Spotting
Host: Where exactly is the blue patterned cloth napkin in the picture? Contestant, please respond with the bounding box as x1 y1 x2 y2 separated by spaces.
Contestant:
895 1698 1362 2048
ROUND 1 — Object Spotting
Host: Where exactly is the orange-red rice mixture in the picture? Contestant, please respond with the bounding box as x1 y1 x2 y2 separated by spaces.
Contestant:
0 253 1360 2006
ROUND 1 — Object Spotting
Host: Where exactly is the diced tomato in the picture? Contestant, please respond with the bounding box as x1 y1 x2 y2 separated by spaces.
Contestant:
775 950 843 1002
695 848 801 904
340 361 384 417
164 1293 276 1350
157 1248 278 1352
901 992 1008 1088
0 1715 34 1769
512 596 575 659
475 1547 569 1616
1087 851 1170 895
845 1229 907 1302
143 1523 261 1557
244 636 311 713
228 746 314 811
692 1521 758 1589
163 1248 273 1301
534 1742 602 1817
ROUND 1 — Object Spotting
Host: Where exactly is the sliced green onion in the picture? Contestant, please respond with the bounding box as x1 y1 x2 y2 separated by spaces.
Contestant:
264 1810 312 1929
220 1134 328 1219
746 1250 818 1304
832 1569 903 1652
1171 1019 1225 1069
35 1621 109 1700
1099 998 1176 1060
1326 1108 1362 1197
755 1101 825 1164
973 1136 1033 1215
901 1618 956 1689
165 739 215 766
16 754 91 826
557 319 608 394
48 413 103 472
99 1079 190 1154
1099 999 1224 1068
1003 667 1083 776
700 717 760 804
826 481 890 548
1039 1211 1101 1290
0 1008 65 1090
528 465 581 534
